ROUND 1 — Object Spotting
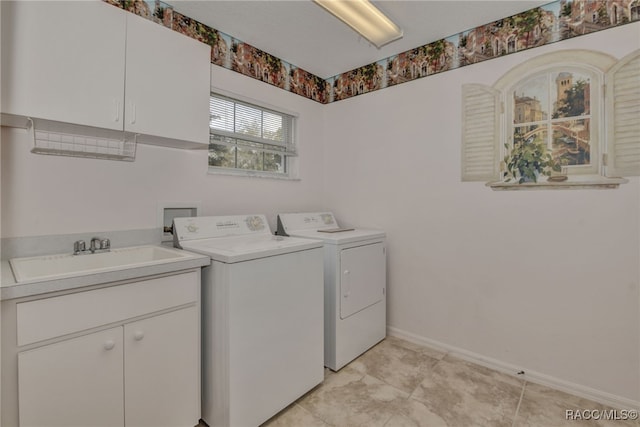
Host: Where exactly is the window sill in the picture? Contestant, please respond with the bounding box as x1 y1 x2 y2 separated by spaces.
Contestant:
207 167 300 181
487 175 628 190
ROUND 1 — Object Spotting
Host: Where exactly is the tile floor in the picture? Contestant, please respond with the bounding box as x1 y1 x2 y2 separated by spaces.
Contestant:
258 336 639 427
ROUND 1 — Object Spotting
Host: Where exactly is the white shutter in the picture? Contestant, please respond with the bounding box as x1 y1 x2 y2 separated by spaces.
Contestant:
461 84 501 182
605 50 640 177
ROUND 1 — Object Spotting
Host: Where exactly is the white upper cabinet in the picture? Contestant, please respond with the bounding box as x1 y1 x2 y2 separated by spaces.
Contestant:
1 1 211 148
1 1 126 131
124 13 211 147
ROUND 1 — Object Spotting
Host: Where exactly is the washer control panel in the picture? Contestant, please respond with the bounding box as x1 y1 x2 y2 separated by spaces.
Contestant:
174 215 270 242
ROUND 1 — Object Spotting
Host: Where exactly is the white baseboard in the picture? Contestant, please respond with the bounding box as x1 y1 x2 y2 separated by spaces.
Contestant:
387 326 640 411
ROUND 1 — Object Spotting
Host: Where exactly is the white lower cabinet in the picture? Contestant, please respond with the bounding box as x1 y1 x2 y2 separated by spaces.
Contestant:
124 307 199 427
18 327 125 427
6 271 201 427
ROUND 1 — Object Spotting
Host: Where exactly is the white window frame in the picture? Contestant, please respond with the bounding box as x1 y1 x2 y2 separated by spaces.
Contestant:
207 89 298 179
461 49 640 189
504 64 602 176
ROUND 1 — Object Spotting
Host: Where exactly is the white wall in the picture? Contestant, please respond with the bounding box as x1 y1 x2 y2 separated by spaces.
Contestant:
323 22 640 404
1 65 325 238
2 17 638 406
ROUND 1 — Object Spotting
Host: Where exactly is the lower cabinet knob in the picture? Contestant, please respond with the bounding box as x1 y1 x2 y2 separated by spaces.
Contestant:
133 331 145 341
103 340 115 351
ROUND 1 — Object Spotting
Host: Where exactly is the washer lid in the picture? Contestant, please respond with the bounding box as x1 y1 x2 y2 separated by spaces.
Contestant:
177 234 322 263
277 212 385 245
174 215 322 263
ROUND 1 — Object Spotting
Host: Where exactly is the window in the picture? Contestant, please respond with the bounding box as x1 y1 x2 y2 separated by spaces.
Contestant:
509 67 599 175
208 93 296 177
461 49 640 188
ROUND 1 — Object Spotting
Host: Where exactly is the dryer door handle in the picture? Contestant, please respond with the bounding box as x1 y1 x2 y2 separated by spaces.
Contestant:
343 269 350 298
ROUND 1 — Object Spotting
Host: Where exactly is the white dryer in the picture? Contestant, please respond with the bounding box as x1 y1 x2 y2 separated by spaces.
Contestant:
173 215 324 427
277 212 386 371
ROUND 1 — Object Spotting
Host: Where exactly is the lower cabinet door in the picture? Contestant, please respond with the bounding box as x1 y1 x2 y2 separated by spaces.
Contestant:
124 306 199 427
18 327 124 427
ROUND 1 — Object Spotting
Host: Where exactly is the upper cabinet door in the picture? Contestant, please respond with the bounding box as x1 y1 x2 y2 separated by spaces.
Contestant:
124 13 211 146
1 1 126 130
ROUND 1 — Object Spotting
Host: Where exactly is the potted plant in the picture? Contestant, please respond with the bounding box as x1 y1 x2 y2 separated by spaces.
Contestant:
503 135 562 183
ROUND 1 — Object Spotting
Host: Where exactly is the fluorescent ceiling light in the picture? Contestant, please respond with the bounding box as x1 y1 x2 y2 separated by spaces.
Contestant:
314 0 403 49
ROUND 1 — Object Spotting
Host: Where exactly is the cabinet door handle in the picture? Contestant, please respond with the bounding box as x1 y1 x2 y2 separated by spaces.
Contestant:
129 102 136 124
103 340 116 351
133 331 145 341
115 100 120 123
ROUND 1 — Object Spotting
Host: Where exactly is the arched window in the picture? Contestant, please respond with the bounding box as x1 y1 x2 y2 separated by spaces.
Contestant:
509 67 599 175
632 1 640 20
461 49 640 187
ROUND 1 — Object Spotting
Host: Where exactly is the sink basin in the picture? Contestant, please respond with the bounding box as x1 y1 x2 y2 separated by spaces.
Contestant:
10 245 193 283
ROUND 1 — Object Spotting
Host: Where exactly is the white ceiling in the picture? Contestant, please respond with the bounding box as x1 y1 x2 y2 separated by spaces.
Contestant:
167 0 550 78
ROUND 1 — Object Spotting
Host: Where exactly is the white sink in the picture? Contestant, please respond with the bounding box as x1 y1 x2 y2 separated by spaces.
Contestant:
10 245 193 283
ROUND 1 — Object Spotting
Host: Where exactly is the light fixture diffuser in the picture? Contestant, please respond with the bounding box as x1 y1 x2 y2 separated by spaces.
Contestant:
314 0 403 49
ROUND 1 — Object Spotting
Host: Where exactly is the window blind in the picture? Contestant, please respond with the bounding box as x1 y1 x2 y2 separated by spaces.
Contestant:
209 93 297 175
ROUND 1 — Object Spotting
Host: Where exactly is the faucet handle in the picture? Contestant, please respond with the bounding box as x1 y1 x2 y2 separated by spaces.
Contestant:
73 240 86 255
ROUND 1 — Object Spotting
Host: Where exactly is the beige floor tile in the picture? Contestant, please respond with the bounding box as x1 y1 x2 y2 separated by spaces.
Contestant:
514 382 638 427
218 338 636 427
440 355 525 388
347 338 439 394
297 366 410 427
261 403 330 427
410 357 522 427
384 336 448 361
384 398 451 427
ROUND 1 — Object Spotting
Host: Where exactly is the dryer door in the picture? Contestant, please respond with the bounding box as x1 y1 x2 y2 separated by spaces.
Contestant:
340 242 385 319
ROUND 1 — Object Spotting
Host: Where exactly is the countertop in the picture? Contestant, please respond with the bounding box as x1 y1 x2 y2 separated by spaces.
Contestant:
0 247 210 301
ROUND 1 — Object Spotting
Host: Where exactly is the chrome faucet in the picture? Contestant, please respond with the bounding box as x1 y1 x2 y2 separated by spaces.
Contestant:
90 237 110 254
73 237 110 255
73 240 86 255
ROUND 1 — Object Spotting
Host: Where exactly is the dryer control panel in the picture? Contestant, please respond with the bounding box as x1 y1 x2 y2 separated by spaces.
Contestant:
277 212 337 235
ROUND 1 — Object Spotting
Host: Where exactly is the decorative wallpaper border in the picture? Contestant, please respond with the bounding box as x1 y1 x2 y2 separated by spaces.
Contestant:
106 0 639 104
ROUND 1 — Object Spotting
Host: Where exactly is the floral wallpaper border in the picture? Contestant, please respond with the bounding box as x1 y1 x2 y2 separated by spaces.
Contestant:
106 0 639 104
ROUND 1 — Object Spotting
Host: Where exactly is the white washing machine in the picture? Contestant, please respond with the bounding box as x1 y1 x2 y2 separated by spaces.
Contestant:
277 212 386 371
173 215 324 427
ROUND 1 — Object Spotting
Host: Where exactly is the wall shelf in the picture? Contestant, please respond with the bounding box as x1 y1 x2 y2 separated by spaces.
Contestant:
26 117 136 161
487 175 628 190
